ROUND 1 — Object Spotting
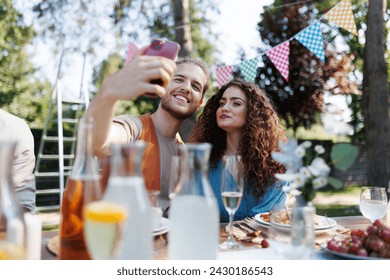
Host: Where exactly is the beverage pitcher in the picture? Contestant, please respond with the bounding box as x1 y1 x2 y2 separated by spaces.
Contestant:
168 143 219 259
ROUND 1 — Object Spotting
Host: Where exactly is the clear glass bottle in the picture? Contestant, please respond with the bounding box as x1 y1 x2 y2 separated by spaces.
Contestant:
288 194 315 259
168 143 219 259
0 141 26 259
59 117 102 260
103 141 152 260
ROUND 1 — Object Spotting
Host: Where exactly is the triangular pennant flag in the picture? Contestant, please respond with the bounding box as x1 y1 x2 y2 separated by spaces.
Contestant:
295 21 326 62
324 0 358 36
266 41 290 81
215 65 234 87
125 42 139 65
239 57 259 82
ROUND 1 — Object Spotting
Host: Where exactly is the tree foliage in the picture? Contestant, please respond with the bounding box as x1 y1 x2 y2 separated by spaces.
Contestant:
0 0 50 128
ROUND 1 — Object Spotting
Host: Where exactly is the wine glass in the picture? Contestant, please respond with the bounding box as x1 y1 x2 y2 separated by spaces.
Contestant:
359 186 388 223
84 200 128 259
220 154 244 250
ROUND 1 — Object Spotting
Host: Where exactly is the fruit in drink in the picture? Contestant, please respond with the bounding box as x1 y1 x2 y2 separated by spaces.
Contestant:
84 201 127 259
0 241 25 260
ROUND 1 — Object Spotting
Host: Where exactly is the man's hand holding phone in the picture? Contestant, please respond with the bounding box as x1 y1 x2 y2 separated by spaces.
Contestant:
142 39 180 97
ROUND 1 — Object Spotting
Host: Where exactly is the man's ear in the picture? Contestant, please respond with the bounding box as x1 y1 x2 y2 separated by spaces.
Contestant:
196 99 203 111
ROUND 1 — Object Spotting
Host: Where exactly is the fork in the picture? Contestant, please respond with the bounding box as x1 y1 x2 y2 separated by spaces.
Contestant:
244 217 269 238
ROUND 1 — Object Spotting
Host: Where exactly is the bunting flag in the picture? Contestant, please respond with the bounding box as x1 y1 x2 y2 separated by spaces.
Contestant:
125 42 139 65
295 21 326 62
213 0 359 85
324 0 358 36
215 65 234 87
239 57 259 82
266 41 290 81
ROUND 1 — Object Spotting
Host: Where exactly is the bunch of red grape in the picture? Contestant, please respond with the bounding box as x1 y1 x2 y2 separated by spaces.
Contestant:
326 219 390 258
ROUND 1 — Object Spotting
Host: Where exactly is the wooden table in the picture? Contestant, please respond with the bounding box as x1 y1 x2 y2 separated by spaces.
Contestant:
41 215 372 260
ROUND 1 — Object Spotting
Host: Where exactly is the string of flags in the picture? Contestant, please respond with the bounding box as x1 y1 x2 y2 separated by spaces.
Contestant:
215 0 358 87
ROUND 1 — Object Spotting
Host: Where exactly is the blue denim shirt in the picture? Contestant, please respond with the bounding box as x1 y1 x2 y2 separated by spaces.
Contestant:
208 160 286 222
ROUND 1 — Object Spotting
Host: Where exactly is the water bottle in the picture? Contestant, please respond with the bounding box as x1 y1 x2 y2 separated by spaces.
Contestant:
168 143 219 259
103 141 152 259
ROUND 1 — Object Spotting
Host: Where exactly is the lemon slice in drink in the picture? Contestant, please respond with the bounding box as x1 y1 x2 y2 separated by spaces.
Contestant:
84 201 128 259
84 201 127 223
0 241 25 260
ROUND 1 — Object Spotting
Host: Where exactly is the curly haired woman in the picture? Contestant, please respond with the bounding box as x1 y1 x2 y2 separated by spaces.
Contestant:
189 78 287 222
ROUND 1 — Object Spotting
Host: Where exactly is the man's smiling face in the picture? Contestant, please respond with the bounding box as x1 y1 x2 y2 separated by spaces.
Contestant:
160 63 207 120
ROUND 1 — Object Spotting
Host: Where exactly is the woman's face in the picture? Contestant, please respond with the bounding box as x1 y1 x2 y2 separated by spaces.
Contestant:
216 86 248 133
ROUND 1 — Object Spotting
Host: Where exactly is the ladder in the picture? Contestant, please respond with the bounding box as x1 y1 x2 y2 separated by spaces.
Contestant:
34 51 89 212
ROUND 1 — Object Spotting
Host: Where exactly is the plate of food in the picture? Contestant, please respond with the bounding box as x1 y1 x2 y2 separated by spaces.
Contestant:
254 211 337 231
322 222 390 260
321 246 388 260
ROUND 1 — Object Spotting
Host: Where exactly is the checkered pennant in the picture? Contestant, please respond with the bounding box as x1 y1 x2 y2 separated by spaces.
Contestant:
295 21 325 62
239 57 259 82
125 42 139 65
266 41 290 81
324 0 357 36
215 65 234 87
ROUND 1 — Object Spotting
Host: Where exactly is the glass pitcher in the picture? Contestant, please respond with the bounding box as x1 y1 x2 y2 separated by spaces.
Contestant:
103 141 152 260
168 143 219 259
59 117 102 260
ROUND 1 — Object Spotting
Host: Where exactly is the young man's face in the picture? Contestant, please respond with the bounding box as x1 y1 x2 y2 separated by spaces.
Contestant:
160 63 207 120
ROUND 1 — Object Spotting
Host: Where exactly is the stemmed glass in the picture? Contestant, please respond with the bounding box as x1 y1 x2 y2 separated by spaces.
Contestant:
359 186 388 223
220 154 244 250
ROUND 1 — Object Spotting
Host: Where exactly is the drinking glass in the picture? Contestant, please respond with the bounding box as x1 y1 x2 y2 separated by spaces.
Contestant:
84 200 128 260
168 155 181 200
220 155 244 250
359 186 388 223
148 190 163 230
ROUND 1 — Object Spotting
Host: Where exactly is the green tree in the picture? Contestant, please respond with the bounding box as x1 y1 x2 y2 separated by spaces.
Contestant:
0 0 50 128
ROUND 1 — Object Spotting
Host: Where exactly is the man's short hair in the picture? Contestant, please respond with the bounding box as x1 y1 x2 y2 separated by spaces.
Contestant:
176 57 210 97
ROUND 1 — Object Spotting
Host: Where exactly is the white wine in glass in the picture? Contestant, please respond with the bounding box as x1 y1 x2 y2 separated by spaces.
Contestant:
220 155 244 250
359 186 388 223
84 201 128 260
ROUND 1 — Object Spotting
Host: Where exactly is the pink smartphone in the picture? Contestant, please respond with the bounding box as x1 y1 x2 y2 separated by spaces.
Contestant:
143 39 180 97
144 38 180 61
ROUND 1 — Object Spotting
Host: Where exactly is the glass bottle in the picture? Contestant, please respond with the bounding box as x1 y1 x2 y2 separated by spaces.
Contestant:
168 143 219 259
103 141 152 260
0 141 26 259
288 194 315 259
59 117 102 260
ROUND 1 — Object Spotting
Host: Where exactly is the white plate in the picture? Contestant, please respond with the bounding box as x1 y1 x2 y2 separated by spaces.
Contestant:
153 217 170 235
254 212 337 231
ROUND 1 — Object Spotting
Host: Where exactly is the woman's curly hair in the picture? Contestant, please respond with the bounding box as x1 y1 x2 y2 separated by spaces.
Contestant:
189 78 287 197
